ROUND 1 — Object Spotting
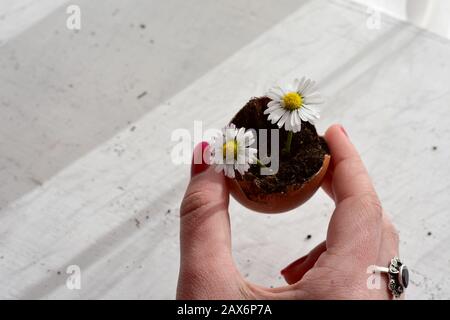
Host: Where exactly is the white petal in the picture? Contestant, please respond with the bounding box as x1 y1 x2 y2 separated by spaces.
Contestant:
267 86 285 98
277 111 290 128
292 114 302 132
303 105 320 119
294 109 302 124
267 100 279 108
298 109 314 122
297 76 306 92
266 91 282 101
290 111 300 132
299 108 317 124
235 164 245 175
297 108 308 122
237 146 249 164
235 163 249 175
213 146 223 161
289 112 297 131
264 103 283 115
293 109 301 126
285 115 292 131
303 92 322 99
302 80 315 95
225 127 237 142
222 124 235 136
245 146 257 155
303 81 317 96
236 127 245 142
274 85 288 96
292 123 301 133
212 139 220 151
243 131 255 146
298 78 311 95
225 165 235 178
268 85 289 98
225 154 236 164
267 108 286 123
246 148 258 163
215 158 225 166
290 111 297 129
303 94 324 105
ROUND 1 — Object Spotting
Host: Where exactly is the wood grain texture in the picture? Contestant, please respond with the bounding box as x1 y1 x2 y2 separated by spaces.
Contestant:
0 0 449 299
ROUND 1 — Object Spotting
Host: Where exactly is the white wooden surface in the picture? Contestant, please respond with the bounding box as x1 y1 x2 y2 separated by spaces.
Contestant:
354 0 450 40
1 0 449 299
0 0 303 209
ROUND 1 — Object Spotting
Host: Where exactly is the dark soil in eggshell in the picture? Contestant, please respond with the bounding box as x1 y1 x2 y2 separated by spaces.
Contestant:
231 96 330 198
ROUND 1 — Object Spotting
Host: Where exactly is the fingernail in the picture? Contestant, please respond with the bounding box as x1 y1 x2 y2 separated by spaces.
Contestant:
339 125 348 138
280 255 307 275
191 141 209 177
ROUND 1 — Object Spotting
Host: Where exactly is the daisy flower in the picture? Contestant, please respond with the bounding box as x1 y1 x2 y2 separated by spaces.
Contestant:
210 124 258 178
264 77 324 133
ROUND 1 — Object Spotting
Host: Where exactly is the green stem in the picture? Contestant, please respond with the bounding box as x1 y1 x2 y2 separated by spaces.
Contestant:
256 159 278 181
256 158 275 175
284 131 293 154
256 159 267 168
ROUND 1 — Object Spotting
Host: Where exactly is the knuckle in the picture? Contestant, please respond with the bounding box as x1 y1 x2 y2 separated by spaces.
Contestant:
296 265 366 299
180 183 227 220
180 189 211 218
349 192 383 224
355 193 383 223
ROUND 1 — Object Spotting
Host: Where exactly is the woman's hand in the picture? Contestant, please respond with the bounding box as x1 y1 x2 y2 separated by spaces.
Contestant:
177 124 399 299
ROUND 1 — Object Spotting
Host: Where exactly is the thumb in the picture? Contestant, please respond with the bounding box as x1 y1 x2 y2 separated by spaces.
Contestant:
323 125 382 265
179 142 232 270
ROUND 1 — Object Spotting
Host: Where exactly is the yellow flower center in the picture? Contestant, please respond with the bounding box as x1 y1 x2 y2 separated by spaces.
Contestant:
283 92 303 110
223 140 238 160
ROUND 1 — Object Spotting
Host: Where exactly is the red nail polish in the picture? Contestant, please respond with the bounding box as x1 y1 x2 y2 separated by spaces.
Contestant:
339 125 348 138
191 142 209 177
280 255 307 275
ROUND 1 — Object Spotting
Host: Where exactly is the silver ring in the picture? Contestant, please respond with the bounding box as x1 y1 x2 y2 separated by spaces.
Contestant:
373 257 409 298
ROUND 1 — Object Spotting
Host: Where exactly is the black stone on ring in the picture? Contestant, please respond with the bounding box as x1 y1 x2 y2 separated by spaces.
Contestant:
375 257 409 298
